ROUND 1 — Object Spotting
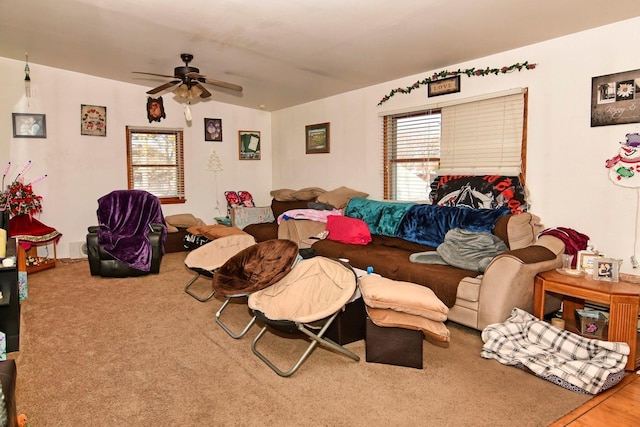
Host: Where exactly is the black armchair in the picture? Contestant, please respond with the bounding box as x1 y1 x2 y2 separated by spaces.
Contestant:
86 190 166 277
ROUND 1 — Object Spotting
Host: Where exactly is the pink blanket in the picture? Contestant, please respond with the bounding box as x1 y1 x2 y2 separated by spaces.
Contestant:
277 208 342 224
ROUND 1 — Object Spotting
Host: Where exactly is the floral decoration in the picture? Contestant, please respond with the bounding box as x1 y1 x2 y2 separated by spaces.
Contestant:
0 179 43 217
377 61 537 105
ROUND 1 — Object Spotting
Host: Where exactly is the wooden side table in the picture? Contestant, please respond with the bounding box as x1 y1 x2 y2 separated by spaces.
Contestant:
17 240 57 274
534 269 640 371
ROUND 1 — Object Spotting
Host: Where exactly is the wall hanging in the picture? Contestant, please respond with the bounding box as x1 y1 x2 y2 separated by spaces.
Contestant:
377 61 536 105
605 132 640 269
238 131 261 160
12 113 46 138
205 118 222 141
80 105 107 136
591 69 640 127
146 97 165 123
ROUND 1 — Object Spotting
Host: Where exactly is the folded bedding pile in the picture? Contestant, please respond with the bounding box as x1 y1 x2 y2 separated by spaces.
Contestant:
359 275 450 343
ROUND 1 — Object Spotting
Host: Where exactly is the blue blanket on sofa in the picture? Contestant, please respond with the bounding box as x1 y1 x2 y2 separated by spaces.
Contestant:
396 204 510 247
97 190 166 271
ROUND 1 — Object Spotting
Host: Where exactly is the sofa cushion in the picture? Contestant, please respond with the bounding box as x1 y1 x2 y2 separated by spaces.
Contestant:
396 205 510 247
506 212 543 250
366 307 450 342
325 215 372 245
359 275 448 321
317 186 369 209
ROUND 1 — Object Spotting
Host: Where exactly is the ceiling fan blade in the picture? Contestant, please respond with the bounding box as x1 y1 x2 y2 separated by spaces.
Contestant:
193 82 212 98
146 80 181 94
200 77 243 92
132 71 176 79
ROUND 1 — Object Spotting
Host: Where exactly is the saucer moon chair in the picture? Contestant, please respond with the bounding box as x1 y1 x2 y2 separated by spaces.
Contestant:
183 234 257 302
211 239 300 339
247 257 360 377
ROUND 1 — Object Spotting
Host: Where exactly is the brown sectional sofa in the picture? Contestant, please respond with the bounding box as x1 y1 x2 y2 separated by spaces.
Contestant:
237 196 563 331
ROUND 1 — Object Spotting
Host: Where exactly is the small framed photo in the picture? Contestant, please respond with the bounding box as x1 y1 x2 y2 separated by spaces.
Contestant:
305 122 330 154
592 258 620 282
205 118 222 141
146 96 166 123
239 130 261 160
427 75 461 97
12 113 46 138
81 105 107 136
576 250 605 275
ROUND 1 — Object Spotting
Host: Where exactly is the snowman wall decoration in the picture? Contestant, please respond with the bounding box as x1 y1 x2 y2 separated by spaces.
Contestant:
605 132 640 187
605 132 640 269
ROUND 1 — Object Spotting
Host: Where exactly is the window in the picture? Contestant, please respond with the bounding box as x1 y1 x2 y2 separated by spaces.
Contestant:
383 111 441 201
382 88 527 201
126 127 185 204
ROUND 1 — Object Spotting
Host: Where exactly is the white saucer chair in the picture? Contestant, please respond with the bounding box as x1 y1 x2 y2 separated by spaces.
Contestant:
211 239 300 339
183 234 256 302
248 257 360 377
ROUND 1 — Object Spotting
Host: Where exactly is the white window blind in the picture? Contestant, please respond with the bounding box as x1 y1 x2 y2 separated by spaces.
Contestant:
126 127 185 203
383 110 441 201
439 92 525 176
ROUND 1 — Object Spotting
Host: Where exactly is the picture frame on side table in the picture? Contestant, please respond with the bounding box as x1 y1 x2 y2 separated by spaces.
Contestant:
592 257 620 282
12 113 46 138
576 250 605 275
305 122 330 154
238 130 261 160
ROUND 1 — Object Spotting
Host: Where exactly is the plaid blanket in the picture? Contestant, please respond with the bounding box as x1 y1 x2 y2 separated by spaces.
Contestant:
481 308 629 394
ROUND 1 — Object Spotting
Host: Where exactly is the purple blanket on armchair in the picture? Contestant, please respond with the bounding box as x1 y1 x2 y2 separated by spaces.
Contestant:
96 190 166 271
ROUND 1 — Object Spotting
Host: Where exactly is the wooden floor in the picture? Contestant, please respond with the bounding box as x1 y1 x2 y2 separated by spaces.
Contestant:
549 372 640 426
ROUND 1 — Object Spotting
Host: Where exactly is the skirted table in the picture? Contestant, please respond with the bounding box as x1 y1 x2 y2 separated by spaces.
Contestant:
9 215 62 275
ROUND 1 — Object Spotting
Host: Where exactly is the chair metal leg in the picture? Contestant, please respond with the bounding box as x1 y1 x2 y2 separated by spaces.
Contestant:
184 272 216 302
215 296 256 339
251 310 360 377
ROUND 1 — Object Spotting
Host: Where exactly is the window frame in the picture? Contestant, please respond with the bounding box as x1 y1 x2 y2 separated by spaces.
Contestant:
381 88 527 201
126 126 186 204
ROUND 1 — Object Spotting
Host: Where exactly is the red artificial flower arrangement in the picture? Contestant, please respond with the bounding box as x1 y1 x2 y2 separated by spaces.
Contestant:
0 179 43 217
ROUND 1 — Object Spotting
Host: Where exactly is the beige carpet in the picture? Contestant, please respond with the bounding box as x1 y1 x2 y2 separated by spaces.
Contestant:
11 252 592 426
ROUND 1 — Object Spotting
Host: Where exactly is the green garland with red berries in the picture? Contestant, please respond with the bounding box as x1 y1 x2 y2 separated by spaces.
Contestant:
377 61 537 105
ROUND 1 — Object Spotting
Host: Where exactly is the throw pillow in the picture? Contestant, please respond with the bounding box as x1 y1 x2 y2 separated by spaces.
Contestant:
165 213 206 228
325 215 372 245
317 186 369 209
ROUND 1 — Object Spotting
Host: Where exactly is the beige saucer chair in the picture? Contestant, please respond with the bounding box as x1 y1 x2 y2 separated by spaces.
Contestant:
211 239 300 339
248 257 360 377
183 234 257 302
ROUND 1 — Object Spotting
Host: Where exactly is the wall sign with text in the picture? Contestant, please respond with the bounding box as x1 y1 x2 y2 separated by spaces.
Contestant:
591 69 640 127
427 75 460 97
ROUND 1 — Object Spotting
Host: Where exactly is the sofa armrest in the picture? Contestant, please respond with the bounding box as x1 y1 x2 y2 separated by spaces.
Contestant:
230 206 275 229
476 235 564 329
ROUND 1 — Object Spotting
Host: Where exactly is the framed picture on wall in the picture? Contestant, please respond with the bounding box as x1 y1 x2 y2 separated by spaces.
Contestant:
239 130 261 160
591 68 640 127
205 118 222 141
12 113 46 138
80 105 107 136
305 122 330 154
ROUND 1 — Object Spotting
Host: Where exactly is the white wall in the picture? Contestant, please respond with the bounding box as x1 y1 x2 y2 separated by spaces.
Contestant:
272 17 640 274
0 58 272 258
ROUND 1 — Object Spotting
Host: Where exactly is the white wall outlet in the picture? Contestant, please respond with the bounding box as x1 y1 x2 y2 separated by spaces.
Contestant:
69 241 88 259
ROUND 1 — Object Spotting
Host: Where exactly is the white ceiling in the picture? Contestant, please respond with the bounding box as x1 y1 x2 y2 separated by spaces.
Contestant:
1 0 639 111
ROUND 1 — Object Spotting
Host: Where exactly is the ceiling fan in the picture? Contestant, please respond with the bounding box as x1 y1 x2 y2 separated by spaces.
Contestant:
132 53 243 100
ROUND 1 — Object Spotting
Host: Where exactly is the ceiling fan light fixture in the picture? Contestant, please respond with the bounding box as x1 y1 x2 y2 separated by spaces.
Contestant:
190 85 203 99
173 83 189 98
